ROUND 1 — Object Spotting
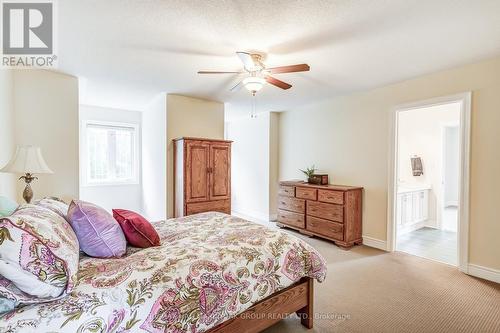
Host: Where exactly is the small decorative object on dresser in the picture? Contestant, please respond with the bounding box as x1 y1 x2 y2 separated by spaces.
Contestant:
173 137 232 217
299 165 318 184
277 180 363 249
309 174 329 185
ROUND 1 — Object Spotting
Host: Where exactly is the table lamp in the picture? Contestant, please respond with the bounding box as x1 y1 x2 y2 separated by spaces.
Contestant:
0 145 53 203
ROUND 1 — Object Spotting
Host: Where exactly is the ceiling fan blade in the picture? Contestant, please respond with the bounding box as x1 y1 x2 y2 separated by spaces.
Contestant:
268 64 310 74
236 52 255 70
198 70 242 74
266 76 292 90
230 81 244 92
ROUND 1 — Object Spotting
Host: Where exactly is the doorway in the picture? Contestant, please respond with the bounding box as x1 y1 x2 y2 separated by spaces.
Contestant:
388 93 471 271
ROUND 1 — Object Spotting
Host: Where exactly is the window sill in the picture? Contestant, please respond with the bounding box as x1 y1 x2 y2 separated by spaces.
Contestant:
81 181 140 188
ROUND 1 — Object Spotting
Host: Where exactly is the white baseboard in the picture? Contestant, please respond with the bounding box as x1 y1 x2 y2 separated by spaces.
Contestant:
231 207 270 224
467 264 500 284
362 236 388 251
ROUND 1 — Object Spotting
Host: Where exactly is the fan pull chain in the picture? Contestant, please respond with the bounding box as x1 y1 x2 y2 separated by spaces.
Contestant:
251 91 257 118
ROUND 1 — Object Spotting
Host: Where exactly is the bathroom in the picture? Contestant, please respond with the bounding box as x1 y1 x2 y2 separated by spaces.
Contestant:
395 102 461 265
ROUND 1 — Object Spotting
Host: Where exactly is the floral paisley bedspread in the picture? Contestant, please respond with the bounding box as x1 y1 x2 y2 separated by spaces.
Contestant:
0 212 327 333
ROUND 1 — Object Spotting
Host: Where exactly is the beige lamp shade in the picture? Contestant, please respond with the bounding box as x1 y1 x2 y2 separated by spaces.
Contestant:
0 145 53 174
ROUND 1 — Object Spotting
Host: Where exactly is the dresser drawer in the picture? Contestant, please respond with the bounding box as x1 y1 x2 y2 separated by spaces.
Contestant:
277 209 305 228
278 196 305 213
318 189 344 205
278 185 295 197
186 200 230 215
307 200 343 222
307 216 344 240
296 187 317 200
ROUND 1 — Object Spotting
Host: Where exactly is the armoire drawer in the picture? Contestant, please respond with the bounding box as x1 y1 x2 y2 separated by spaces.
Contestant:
307 200 343 222
278 196 305 213
296 187 317 200
278 185 295 197
306 216 344 240
186 199 230 215
318 189 344 205
277 209 305 228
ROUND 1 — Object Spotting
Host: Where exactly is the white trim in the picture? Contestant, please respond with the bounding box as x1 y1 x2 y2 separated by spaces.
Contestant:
387 108 398 252
467 264 500 284
231 207 271 224
458 93 472 273
387 92 471 273
362 236 387 251
232 206 277 223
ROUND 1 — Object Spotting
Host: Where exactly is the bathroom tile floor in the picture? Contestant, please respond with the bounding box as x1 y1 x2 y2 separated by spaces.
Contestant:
397 224 457 266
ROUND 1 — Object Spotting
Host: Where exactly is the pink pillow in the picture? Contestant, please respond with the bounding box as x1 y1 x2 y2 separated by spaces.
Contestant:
68 200 126 258
112 209 160 248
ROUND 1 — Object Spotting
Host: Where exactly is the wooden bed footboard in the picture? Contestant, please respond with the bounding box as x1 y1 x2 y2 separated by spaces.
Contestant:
207 277 314 333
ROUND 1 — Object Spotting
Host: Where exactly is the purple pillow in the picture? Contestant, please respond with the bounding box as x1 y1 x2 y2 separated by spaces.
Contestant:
67 200 126 258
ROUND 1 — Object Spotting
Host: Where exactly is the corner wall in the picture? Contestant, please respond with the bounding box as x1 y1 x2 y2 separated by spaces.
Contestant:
166 95 225 218
0 70 16 199
12 70 79 202
226 113 270 221
142 94 167 221
225 111 280 221
269 112 280 220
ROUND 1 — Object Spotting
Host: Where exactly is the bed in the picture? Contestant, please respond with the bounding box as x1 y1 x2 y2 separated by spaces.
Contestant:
1 212 327 333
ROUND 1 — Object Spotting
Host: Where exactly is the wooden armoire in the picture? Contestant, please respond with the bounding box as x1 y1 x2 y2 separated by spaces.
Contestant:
173 137 232 217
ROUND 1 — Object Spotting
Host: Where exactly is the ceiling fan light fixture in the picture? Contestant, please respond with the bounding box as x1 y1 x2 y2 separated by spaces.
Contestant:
243 76 266 92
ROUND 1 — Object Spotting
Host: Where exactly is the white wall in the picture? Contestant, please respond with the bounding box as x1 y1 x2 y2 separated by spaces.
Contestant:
0 70 16 200
397 103 460 227
166 94 225 218
142 94 167 221
79 105 143 213
444 126 459 206
12 70 79 203
227 113 271 221
225 111 280 221
269 112 280 220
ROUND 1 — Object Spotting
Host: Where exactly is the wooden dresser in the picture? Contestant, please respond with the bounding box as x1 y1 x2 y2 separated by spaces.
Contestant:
173 137 232 217
277 181 363 249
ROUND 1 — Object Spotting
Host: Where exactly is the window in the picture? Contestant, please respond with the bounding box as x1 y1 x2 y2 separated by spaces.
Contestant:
82 121 139 185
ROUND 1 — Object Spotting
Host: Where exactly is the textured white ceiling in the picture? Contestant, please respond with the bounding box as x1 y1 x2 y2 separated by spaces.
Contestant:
58 0 500 113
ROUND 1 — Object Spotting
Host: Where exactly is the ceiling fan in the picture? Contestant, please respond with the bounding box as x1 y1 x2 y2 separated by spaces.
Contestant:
198 52 310 94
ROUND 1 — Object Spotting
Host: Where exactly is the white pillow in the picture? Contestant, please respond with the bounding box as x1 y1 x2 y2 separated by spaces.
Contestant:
0 204 79 303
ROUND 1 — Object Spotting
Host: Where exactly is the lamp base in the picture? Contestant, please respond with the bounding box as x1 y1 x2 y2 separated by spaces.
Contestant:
19 173 38 204
23 184 33 204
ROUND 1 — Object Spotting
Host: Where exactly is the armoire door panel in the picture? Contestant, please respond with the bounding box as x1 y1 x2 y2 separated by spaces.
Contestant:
186 142 210 203
210 144 231 200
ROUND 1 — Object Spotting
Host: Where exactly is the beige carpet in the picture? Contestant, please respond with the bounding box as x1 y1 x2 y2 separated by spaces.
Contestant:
263 230 500 333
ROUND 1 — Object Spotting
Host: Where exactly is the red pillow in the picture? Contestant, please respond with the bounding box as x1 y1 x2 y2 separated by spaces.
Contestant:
112 209 160 248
